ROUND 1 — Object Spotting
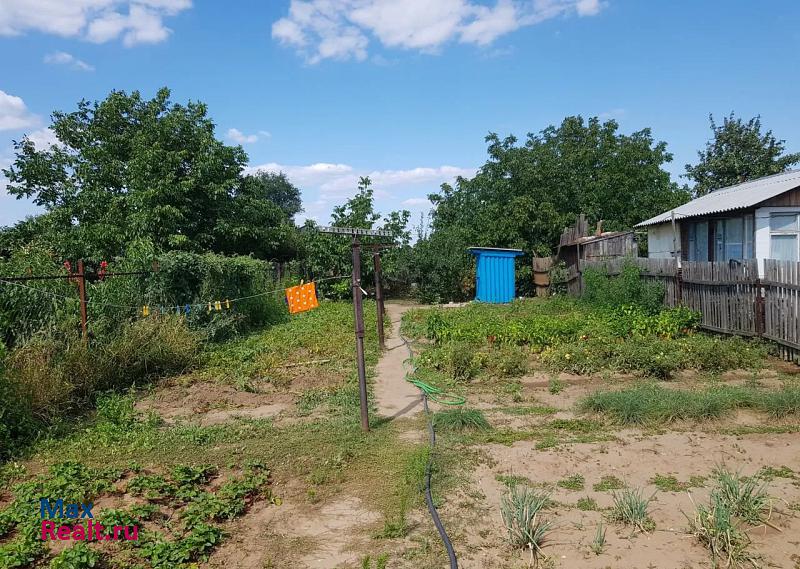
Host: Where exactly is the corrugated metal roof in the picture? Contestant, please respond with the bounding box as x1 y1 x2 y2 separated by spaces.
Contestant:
635 170 800 227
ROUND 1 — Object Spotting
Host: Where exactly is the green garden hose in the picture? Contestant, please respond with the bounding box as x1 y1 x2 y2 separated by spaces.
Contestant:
398 332 462 569
405 377 466 406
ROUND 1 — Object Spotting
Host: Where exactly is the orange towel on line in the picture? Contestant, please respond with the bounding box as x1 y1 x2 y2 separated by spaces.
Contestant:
286 282 319 314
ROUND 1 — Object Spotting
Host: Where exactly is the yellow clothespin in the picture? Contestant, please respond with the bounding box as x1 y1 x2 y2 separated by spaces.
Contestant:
225 299 231 309
142 305 150 317
207 302 212 313
214 300 222 311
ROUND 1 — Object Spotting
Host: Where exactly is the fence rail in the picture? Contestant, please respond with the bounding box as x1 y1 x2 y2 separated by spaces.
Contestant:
567 257 800 362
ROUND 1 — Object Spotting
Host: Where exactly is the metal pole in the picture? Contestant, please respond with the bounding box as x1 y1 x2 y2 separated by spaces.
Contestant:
351 235 369 431
373 248 385 350
77 259 88 343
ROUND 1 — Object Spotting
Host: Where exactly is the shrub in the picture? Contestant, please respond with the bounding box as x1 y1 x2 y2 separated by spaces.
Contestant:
418 341 478 381
582 261 665 314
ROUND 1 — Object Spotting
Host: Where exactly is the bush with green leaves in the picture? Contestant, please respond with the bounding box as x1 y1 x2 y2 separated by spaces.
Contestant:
582 261 665 314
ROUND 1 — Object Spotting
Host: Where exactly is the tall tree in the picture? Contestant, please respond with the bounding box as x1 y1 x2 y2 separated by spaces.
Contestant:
414 116 689 301
1 88 300 262
241 171 303 220
685 113 800 196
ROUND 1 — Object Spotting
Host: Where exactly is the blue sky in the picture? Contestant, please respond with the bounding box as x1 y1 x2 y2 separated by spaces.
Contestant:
1 0 799 227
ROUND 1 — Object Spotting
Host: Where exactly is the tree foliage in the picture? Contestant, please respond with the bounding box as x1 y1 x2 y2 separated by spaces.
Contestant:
1 88 300 262
685 113 800 196
413 116 689 301
300 177 410 297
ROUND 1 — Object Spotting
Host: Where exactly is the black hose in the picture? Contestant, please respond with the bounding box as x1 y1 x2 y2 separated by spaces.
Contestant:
400 334 459 569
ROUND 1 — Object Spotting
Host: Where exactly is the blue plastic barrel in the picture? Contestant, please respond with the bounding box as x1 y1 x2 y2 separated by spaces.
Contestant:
468 247 524 303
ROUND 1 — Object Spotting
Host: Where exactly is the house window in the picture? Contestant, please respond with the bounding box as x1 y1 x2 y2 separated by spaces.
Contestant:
714 215 754 261
770 213 800 261
687 221 708 261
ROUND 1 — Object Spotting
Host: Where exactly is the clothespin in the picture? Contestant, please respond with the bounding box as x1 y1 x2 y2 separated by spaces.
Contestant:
214 300 222 311
184 304 191 315
142 305 150 317
99 261 108 281
224 299 231 309
207 302 212 313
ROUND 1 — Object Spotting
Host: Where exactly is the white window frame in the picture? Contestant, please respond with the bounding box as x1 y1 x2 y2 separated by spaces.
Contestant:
769 212 800 261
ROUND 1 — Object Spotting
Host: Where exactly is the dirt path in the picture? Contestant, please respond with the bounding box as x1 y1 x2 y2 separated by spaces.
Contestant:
373 302 423 420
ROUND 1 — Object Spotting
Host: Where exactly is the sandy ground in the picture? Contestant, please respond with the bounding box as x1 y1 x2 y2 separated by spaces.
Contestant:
445 428 800 569
373 303 423 420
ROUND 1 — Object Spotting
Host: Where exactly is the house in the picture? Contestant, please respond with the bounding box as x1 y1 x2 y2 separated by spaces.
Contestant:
636 170 800 275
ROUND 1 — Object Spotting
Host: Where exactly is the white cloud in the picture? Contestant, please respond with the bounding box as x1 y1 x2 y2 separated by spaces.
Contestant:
226 128 261 145
25 127 60 148
248 160 474 224
0 90 39 131
44 51 94 71
402 197 430 206
272 0 606 63
0 0 191 46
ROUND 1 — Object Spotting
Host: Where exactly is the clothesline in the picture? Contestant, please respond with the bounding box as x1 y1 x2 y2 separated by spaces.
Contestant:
0 274 350 314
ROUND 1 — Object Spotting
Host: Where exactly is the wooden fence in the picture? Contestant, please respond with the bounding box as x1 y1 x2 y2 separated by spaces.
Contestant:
578 257 680 307
566 257 800 362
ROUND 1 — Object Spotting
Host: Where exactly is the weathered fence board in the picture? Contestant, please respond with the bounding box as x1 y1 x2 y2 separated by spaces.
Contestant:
681 260 759 337
764 259 800 360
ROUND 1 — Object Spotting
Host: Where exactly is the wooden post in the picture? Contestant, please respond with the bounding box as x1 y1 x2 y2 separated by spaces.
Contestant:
351 235 369 432
372 248 385 350
77 259 88 342
754 278 765 336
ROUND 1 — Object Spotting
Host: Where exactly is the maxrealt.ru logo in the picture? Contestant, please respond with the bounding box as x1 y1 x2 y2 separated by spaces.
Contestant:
39 499 138 541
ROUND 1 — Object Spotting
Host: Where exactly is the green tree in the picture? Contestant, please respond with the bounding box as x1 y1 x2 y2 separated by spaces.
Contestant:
685 113 800 196
301 177 410 297
242 171 303 220
415 116 688 301
2 88 299 261
213 172 302 261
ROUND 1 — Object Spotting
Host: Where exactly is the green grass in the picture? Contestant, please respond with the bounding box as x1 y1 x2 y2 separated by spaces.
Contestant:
0 302 454 569
593 475 625 492
610 487 655 532
496 474 536 489
580 383 800 425
590 522 606 555
433 408 490 432
500 486 552 558
650 473 706 492
557 474 585 491
494 405 558 416
689 493 759 568
712 467 771 525
576 497 598 511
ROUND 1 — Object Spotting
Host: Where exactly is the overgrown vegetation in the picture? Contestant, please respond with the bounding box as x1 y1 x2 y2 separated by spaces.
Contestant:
581 383 800 425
